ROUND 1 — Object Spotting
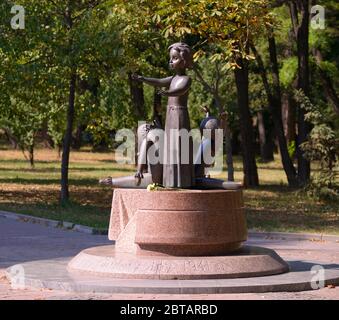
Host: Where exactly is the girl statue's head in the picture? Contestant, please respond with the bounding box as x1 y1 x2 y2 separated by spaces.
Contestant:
168 42 193 70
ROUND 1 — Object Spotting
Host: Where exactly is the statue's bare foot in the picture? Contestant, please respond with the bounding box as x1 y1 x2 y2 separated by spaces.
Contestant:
99 176 113 186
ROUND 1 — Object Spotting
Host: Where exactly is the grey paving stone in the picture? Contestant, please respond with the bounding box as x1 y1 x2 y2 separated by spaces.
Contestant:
1 213 339 298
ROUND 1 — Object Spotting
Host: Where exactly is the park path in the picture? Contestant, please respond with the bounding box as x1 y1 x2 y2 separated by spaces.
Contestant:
0 215 338 300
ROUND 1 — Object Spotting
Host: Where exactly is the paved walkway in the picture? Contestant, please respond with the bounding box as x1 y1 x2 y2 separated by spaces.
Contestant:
0 216 338 300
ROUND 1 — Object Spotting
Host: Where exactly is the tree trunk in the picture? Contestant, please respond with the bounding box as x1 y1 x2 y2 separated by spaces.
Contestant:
219 112 234 182
290 0 311 185
268 36 298 186
231 130 241 155
61 70 76 202
257 111 274 162
29 144 34 169
57 144 62 159
153 88 163 127
282 92 296 146
130 75 145 165
72 125 84 150
214 98 234 182
296 0 311 185
234 57 259 187
129 73 145 120
251 40 297 186
224 126 234 181
3 128 18 149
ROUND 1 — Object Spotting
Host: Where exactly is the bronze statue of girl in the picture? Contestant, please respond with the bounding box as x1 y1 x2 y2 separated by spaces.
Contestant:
99 43 242 190
132 42 195 188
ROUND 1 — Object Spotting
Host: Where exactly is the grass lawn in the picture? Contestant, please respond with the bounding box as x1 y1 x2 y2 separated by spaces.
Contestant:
0 148 338 234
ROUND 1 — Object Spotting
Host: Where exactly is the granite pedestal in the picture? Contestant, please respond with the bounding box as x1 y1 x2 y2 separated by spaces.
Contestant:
69 189 289 279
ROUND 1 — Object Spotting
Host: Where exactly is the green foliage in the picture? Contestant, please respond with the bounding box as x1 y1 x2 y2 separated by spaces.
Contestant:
294 89 338 200
279 57 298 88
188 57 238 127
0 0 284 155
154 0 273 69
0 0 126 156
86 76 134 148
288 141 296 159
0 0 338 194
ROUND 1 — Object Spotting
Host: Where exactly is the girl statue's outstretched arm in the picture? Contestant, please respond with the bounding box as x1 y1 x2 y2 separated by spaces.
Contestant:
132 74 173 87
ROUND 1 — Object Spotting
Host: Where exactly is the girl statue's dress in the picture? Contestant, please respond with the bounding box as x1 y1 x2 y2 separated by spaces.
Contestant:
162 78 195 188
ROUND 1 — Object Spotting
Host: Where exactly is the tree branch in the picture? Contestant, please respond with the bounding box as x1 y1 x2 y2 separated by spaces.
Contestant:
289 1 299 39
192 65 215 96
250 43 272 99
215 61 221 94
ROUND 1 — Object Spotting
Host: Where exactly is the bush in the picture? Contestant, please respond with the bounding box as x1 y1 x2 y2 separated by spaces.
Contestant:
294 89 338 200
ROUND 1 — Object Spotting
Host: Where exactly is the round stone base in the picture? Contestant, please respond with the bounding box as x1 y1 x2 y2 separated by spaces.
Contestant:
6 258 339 294
109 188 248 256
67 245 289 280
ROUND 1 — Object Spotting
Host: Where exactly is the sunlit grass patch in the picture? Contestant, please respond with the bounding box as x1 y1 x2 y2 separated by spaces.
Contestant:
0 149 338 234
